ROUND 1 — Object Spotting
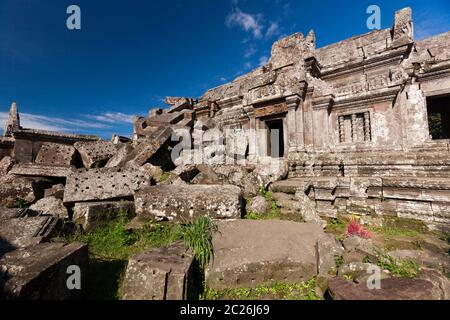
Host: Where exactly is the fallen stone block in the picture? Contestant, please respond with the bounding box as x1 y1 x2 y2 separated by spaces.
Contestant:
0 242 88 300
8 163 74 178
125 126 172 166
0 175 52 206
134 184 243 221
105 143 134 168
0 208 59 249
35 143 76 167
0 156 14 176
317 233 344 275
246 196 268 215
64 167 151 203
139 163 163 182
29 196 69 219
172 164 200 182
74 140 117 169
72 201 135 232
205 220 326 289
122 242 196 300
327 277 441 300
44 184 65 199
210 165 260 197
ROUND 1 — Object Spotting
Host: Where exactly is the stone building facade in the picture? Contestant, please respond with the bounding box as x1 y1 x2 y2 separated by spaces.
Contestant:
137 8 450 225
1 102 99 163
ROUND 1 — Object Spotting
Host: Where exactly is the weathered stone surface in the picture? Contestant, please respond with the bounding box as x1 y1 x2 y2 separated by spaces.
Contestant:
211 165 260 197
139 163 163 182
342 236 375 256
126 126 172 166
388 249 450 272
74 140 117 168
134 185 243 221
44 184 65 199
317 233 344 275
105 143 134 168
122 242 196 300
0 242 88 300
205 220 326 289
8 163 74 178
0 208 59 249
172 164 200 183
72 201 135 232
246 196 268 215
417 268 450 300
254 158 289 188
29 196 69 219
35 143 76 167
0 156 14 176
327 277 441 300
64 167 151 203
0 175 52 206
294 188 326 226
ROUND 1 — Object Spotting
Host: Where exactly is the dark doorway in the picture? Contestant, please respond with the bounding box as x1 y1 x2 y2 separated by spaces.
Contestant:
427 94 450 140
266 119 284 158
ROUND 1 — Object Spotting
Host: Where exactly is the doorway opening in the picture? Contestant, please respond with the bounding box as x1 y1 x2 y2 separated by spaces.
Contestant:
266 119 284 158
427 94 450 140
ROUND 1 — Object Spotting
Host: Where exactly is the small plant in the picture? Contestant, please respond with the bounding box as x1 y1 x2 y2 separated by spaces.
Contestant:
335 255 344 269
326 216 347 234
178 215 218 270
5 197 28 208
159 171 171 182
346 219 373 239
376 252 419 277
201 278 322 300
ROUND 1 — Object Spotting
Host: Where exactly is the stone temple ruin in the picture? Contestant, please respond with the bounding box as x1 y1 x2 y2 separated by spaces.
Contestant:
1 7 450 300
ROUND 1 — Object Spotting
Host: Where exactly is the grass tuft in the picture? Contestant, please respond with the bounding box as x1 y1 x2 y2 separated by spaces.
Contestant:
178 215 218 270
201 278 322 300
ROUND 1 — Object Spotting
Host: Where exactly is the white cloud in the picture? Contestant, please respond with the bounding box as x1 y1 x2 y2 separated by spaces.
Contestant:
259 55 269 66
266 22 280 38
244 46 257 58
86 112 135 124
0 111 112 134
225 8 263 39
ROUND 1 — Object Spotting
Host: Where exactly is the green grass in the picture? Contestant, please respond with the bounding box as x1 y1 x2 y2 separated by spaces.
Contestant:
66 212 218 299
365 250 420 278
5 197 29 208
201 278 322 300
245 188 282 220
368 217 427 239
159 171 171 182
178 215 218 270
66 212 181 299
325 216 347 239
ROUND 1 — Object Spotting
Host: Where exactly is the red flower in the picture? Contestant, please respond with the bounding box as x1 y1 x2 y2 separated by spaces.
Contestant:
345 220 373 239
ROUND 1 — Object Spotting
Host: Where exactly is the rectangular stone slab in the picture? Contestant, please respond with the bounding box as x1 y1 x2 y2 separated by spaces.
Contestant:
74 140 117 168
134 184 243 221
35 143 76 167
9 163 74 178
0 242 88 300
125 126 172 166
205 220 323 290
122 242 195 300
72 201 135 231
63 167 151 203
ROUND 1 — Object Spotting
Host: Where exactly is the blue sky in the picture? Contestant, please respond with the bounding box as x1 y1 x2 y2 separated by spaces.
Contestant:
0 0 449 138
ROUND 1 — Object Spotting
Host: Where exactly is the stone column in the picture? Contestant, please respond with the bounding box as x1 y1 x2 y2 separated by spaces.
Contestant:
245 106 258 161
338 116 345 143
364 112 371 142
351 113 357 142
286 95 301 153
